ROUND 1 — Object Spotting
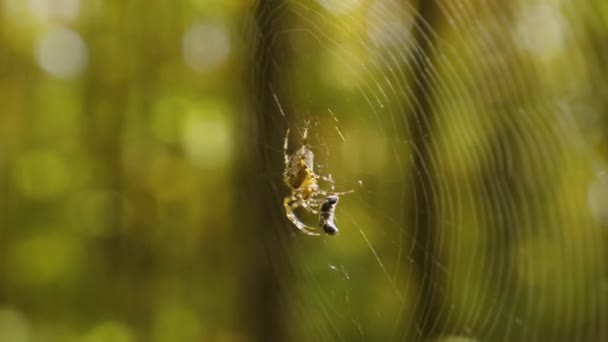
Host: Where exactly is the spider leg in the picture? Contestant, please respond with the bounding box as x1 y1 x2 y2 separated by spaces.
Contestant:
290 185 320 215
283 196 321 236
283 128 290 167
330 189 355 196
317 174 336 192
301 120 310 146
299 198 319 214
315 173 355 197
317 188 355 198
318 173 334 183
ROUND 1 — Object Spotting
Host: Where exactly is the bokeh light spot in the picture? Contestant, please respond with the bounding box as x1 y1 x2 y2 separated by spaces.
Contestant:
14 149 71 199
515 4 566 59
0 308 30 342
8 234 83 286
153 305 202 342
320 0 362 16
366 0 414 48
28 0 80 22
182 22 230 72
182 110 232 169
36 26 88 79
588 170 608 224
2 0 27 20
84 321 135 342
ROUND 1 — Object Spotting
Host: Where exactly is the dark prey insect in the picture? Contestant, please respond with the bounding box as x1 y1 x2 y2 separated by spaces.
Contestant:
319 195 340 235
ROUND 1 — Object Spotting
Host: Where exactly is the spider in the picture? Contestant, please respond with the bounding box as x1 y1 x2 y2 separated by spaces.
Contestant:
282 123 353 236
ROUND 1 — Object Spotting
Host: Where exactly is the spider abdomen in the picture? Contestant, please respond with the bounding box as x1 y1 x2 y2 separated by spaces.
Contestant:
284 148 314 189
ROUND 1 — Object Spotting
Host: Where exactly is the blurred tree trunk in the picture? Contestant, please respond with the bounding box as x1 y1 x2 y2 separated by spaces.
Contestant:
82 34 129 321
237 0 294 341
81 2 155 326
402 1 443 340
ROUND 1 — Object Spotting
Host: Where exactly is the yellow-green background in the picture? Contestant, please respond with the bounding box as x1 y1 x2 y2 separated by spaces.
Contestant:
0 0 607 341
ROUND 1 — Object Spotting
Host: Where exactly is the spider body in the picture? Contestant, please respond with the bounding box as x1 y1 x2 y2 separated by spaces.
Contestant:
282 124 352 236
283 140 316 193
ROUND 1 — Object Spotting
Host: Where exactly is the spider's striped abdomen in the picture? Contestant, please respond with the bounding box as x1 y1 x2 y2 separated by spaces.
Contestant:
284 147 315 189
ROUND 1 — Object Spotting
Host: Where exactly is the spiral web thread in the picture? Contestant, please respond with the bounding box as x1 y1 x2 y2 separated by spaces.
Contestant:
244 0 608 340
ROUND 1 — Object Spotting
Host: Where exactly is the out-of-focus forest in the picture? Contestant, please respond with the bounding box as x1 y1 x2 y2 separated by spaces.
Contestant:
1 0 607 341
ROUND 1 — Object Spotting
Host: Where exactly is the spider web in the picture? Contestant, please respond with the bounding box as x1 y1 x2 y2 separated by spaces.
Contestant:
244 0 608 341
